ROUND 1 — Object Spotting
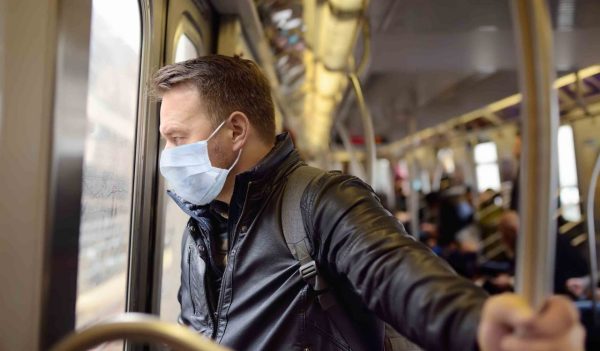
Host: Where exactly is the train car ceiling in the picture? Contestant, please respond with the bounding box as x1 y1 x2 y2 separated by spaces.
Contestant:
256 0 367 155
254 0 600 158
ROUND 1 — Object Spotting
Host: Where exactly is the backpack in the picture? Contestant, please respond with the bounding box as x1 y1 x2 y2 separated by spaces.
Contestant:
281 165 422 351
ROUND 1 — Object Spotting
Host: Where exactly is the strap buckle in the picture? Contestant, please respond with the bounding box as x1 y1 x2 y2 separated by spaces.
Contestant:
299 260 318 280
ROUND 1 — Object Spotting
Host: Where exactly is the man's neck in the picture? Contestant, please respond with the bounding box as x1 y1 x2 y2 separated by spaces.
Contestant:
216 140 274 204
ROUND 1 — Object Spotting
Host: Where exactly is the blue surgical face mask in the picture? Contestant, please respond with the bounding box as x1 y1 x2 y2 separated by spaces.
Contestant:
159 121 241 205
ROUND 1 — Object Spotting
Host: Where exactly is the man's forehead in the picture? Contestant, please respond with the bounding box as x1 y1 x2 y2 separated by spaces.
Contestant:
160 85 206 122
161 84 201 107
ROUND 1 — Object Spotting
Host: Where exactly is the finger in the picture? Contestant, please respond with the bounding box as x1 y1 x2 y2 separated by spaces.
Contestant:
501 324 585 351
530 295 580 336
501 336 558 351
482 293 535 328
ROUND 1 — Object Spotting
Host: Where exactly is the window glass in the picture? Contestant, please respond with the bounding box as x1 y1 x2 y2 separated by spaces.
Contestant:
558 125 578 187
474 142 498 164
558 125 581 221
474 142 501 192
476 164 501 192
420 169 431 194
557 125 581 221
76 0 141 335
159 29 203 322
175 34 199 63
437 148 455 174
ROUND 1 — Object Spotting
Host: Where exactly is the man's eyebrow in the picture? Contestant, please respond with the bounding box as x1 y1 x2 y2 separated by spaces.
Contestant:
160 124 184 136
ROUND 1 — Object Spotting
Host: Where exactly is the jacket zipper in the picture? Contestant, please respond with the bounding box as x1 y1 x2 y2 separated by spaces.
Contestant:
187 245 198 315
212 182 254 339
192 224 217 329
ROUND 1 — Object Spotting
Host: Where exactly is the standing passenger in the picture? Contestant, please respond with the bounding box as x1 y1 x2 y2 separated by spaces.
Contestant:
153 55 584 351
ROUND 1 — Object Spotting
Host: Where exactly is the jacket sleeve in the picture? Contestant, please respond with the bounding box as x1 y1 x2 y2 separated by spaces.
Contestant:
305 173 487 351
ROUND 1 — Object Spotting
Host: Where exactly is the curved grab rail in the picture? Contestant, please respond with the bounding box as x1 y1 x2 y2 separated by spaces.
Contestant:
586 151 600 325
348 67 376 186
50 313 231 351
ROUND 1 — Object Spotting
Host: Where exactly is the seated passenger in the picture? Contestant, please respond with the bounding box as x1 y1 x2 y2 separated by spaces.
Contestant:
567 276 600 300
484 210 589 298
153 55 584 351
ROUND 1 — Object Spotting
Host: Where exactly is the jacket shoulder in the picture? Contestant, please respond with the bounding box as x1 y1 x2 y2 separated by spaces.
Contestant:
300 170 388 248
302 171 381 218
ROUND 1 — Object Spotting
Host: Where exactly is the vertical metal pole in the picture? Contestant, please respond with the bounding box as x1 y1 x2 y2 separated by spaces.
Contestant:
349 71 377 185
465 137 480 206
511 0 559 307
336 122 367 180
407 115 420 239
586 152 600 325
408 154 421 239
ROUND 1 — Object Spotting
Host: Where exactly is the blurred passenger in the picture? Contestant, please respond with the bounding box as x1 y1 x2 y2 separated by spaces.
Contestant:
465 184 475 208
393 177 407 212
435 186 479 278
484 210 588 297
566 276 600 300
421 191 440 224
480 210 518 294
417 191 441 253
438 186 474 248
499 210 519 259
554 231 589 296
478 188 503 210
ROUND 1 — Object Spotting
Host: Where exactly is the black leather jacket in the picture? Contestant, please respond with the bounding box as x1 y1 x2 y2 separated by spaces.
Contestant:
172 133 488 351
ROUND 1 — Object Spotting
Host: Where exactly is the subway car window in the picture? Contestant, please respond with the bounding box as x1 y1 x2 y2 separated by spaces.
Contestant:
558 125 581 221
437 148 456 174
76 0 141 331
174 34 199 63
474 141 501 192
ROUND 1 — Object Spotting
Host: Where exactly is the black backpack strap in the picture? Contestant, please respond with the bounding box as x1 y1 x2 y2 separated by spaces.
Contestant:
282 166 371 350
281 166 330 296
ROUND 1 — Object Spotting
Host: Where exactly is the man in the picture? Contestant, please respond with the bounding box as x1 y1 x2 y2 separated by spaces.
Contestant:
153 55 584 351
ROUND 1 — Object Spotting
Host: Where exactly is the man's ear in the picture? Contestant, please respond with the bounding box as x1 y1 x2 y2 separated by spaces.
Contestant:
227 111 249 152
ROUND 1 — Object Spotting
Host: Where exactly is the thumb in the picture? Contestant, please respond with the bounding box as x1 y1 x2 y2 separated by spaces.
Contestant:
529 295 580 336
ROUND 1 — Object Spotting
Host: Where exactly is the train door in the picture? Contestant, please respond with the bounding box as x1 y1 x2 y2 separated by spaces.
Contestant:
156 0 215 323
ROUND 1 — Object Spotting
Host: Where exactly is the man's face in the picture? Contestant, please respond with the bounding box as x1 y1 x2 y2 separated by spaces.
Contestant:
159 84 232 169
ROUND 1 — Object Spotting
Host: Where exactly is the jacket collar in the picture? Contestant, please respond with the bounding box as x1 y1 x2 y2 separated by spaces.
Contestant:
167 132 302 223
167 190 211 224
234 132 300 187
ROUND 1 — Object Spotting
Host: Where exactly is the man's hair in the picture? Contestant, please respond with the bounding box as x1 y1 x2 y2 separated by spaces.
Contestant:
152 55 276 142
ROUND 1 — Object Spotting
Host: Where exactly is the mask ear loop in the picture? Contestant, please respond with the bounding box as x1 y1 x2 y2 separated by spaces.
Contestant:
228 148 242 171
207 119 243 171
207 120 227 141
